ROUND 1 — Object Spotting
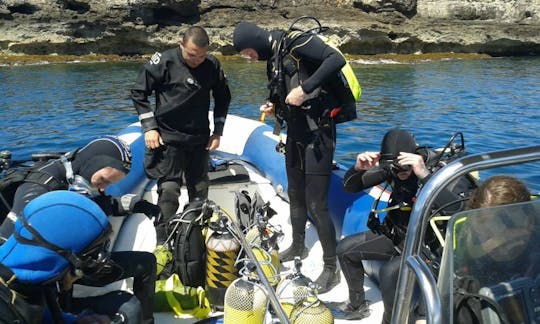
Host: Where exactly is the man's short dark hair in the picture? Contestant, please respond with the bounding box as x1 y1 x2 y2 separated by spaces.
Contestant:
183 26 209 48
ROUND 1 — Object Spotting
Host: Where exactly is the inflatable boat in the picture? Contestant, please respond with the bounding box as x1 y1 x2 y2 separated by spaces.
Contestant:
98 114 387 323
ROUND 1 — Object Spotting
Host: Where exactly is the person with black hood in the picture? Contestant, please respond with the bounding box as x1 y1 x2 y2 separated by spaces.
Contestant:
0 135 134 240
0 135 158 323
232 21 356 293
0 190 141 323
131 26 231 226
330 128 472 321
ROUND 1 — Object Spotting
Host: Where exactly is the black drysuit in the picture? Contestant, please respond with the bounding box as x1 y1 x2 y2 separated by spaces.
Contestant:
131 47 231 219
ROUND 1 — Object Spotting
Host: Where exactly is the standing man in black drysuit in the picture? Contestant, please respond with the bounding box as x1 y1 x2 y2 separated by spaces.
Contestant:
131 26 231 226
233 21 357 293
330 128 474 321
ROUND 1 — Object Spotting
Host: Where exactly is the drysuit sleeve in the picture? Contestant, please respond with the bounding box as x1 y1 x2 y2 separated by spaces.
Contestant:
210 59 231 136
289 35 346 94
343 165 388 193
130 53 166 132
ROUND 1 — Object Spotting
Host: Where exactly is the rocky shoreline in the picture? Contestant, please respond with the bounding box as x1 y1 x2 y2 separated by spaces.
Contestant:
0 0 539 61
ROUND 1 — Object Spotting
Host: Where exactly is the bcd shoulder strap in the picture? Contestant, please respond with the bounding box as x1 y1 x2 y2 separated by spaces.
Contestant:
275 30 360 125
0 264 30 323
454 276 510 324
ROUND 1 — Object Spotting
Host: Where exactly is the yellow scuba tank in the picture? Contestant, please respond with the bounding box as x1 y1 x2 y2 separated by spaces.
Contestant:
289 294 334 324
224 262 268 324
276 258 333 323
275 257 313 318
205 216 240 311
251 246 280 287
245 215 283 288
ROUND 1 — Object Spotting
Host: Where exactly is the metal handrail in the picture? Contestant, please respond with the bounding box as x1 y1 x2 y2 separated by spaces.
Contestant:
406 255 442 324
392 145 540 324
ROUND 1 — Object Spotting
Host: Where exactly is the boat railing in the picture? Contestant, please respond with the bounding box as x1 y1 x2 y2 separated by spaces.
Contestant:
392 145 540 324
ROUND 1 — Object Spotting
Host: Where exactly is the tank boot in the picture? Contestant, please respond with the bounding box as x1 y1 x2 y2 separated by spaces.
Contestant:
279 244 309 263
315 266 340 294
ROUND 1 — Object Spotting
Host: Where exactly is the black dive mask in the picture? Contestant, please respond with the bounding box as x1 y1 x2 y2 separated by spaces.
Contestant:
76 234 124 285
380 154 411 175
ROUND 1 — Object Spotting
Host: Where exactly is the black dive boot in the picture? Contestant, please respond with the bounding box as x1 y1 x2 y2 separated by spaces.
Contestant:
279 243 309 262
280 232 309 262
327 291 371 320
315 265 340 294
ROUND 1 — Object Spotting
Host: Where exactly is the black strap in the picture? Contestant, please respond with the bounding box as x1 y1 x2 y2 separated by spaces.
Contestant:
455 288 511 324
14 212 82 269
24 171 66 191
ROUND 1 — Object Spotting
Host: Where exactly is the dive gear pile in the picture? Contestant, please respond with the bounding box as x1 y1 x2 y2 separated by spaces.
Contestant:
155 189 333 323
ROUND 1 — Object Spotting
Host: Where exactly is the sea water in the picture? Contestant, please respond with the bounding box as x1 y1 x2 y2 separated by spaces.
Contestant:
0 57 539 190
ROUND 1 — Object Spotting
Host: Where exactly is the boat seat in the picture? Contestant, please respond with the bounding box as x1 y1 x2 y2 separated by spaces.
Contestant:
208 163 250 185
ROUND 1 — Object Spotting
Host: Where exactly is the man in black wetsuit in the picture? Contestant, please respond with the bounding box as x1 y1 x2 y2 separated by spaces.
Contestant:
332 128 473 321
233 21 356 293
0 135 133 240
131 26 231 224
0 135 157 323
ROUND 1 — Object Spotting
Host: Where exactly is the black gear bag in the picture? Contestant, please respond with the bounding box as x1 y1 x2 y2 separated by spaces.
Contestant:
167 200 213 287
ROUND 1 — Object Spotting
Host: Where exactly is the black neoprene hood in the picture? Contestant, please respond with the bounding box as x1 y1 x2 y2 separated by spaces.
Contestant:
233 22 272 61
380 128 417 160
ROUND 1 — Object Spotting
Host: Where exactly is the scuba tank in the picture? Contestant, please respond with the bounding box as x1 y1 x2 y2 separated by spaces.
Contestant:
224 261 268 324
205 216 241 311
275 257 314 318
276 258 333 323
251 247 280 288
246 210 283 288
289 292 333 324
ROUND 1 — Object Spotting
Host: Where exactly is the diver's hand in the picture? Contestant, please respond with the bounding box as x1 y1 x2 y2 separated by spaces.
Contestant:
206 134 220 151
354 152 381 170
145 129 164 149
285 86 306 107
366 211 384 235
260 102 275 116
133 200 161 219
397 152 430 179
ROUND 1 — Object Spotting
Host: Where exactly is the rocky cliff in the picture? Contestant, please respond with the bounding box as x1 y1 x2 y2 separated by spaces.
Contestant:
0 0 539 57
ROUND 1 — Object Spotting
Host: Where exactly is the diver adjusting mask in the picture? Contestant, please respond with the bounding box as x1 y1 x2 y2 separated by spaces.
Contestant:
379 154 411 175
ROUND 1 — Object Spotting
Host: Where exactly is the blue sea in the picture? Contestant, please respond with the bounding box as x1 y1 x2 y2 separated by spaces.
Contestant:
1 57 539 191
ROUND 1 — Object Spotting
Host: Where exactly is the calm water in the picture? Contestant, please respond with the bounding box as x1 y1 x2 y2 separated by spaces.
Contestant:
1 57 539 190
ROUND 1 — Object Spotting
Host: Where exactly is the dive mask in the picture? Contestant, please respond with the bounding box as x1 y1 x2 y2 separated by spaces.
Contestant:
69 175 100 198
76 232 124 284
379 154 411 174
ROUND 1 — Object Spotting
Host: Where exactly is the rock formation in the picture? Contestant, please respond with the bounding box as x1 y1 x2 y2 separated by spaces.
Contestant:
0 0 538 57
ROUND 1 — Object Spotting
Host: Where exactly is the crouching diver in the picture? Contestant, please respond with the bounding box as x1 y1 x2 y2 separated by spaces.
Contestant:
0 191 144 323
0 135 160 241
0 136 158 323
331 128 475 321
